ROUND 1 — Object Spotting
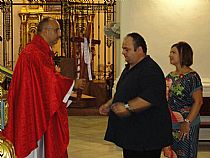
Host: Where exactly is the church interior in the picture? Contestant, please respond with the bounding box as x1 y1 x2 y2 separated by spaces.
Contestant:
0 0 210 157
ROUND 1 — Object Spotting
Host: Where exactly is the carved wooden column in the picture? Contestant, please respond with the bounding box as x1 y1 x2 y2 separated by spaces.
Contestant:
19 3 61 51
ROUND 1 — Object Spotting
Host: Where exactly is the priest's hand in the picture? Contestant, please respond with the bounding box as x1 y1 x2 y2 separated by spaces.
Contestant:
74 78 87 90
111 102 131 117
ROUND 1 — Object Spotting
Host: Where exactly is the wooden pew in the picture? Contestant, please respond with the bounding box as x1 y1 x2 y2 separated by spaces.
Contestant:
200 97 210 128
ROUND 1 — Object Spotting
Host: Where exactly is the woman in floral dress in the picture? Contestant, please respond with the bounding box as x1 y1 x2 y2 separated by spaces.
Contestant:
163 42 203 158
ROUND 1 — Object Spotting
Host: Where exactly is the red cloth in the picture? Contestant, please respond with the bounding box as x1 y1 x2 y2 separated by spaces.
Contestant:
1 35 73 158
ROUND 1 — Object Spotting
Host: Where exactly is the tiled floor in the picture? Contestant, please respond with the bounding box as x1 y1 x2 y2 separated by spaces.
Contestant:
67 116 210 158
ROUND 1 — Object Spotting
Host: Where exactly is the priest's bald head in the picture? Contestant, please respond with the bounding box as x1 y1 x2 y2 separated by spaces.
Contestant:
37 17 61 47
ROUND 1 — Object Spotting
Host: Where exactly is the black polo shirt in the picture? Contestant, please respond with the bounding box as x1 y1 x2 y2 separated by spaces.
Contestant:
104 55 172 151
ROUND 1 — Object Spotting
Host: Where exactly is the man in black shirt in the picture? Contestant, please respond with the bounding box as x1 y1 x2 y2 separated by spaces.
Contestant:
99 32 172 158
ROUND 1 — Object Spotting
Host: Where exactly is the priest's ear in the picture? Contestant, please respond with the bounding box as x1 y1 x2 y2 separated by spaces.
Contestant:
55 65 61 73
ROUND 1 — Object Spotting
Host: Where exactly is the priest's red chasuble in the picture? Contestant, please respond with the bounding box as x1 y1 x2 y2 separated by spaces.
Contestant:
1 35 73 158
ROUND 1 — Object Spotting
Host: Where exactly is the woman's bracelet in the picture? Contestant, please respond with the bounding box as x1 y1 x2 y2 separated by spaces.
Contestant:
184 118 191 124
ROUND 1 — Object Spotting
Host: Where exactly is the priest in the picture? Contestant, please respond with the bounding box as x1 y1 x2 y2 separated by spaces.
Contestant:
1 17 84 158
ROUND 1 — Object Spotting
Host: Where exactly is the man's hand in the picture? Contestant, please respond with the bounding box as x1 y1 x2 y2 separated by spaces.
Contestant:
99 98 113 116
99 103 111 116
74 79 87 90
111 102 131 117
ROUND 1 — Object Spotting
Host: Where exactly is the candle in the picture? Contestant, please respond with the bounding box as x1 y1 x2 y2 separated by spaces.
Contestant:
1 99 4 130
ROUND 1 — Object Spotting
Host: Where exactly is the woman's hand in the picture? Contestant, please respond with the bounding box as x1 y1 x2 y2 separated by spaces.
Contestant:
179 122 190 140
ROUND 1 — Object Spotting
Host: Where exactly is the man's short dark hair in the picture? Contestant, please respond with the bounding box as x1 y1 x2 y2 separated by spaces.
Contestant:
36 17 55 34
171 41 193 67
126 32 147 54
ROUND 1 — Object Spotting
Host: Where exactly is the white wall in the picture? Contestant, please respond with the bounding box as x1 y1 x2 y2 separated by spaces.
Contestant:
120 0 210 78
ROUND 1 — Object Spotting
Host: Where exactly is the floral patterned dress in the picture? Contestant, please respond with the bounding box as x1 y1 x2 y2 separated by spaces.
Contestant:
164 71 203 158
